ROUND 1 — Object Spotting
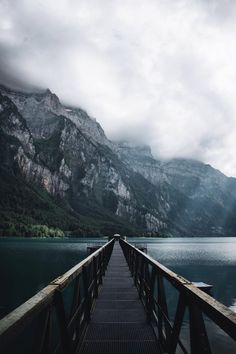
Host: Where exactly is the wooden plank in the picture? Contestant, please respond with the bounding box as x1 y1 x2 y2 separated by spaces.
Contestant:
185 283 236 340
54 290 73 354
82 266 91 322
169 294 187 354
120 239 236 340
78 242 159 354
51 239 114 290
35 307 52 354
93 257 98 298
0 284 57 346
189 302 212 354
0 239 114 349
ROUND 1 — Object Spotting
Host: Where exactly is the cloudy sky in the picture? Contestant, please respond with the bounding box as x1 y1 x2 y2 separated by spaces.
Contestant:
1 0 236 176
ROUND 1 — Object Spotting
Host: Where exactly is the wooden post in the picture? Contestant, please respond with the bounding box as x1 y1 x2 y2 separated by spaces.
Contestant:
158 273 171 350
93 256 98 298
134 253 139 286
169 294 186 354
131 250 135 276
157 273 164 348
82 266 91 322
98 252 103 284
128 248 131 268
36 307 52 354
189 302 212 354
139 257 145 299
144 262 149 312
54 290 72 354
70 277 80 319
101 249 105 276
147 267 156 323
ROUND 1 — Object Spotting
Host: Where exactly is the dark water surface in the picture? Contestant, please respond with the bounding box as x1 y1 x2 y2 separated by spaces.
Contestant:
0 237 106 319
130 237 236 353
0 237 235 353
130 237 236 310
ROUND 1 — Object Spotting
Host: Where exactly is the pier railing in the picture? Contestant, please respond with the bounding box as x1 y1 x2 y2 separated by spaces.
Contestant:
120 238 236 354
0 238 114 354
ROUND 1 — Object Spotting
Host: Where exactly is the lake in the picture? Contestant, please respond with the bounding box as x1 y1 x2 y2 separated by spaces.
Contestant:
0 237 235 352
132 237 236 353
0 237 106 318
132 237 236 311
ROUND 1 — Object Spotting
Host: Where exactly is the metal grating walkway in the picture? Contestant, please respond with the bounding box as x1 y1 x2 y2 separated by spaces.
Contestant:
79 242 159 354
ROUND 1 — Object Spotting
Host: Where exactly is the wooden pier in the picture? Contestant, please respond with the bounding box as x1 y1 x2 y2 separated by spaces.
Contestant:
79 242 158 354
0 237 236 354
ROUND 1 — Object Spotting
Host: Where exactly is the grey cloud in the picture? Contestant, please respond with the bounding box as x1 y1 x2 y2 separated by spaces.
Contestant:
1 0 236 176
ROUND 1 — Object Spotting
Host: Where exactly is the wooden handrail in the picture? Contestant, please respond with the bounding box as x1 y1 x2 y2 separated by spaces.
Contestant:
0 238 115 353
120 238 236 353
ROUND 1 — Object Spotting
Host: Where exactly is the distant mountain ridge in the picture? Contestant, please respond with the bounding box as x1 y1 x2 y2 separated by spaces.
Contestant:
1 84 236 236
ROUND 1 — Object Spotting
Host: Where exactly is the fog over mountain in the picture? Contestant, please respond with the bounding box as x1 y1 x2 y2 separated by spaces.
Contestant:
1 0 236 176
1 84 236 237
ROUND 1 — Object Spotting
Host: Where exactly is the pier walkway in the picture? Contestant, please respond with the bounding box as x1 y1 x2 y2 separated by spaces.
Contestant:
0 237 236 354
79 242 158 354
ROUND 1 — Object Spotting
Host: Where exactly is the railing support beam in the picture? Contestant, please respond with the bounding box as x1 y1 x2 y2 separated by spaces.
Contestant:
119 238 236 354
54 289 73 354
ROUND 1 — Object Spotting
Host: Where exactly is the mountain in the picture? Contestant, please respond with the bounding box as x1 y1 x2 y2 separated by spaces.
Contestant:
116 142 236 235
1 84 236 237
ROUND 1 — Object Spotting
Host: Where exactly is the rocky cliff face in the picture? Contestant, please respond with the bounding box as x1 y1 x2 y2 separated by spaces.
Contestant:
0 87 167 234
0 93 70 197
1 85 236 236
116 142 236 235
0 85 112 147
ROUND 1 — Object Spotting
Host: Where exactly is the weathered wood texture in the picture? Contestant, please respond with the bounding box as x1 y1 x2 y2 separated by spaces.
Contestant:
0 239 114 354
120 238 236 354
78 242 159 354
1 237 236 354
